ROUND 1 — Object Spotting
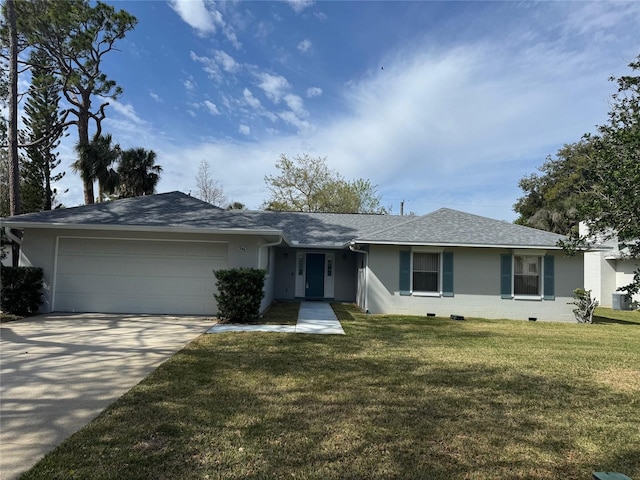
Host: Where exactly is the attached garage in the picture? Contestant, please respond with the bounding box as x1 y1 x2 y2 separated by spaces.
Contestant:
53 237 228 315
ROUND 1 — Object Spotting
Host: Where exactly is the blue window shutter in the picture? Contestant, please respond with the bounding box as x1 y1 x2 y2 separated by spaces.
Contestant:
399 250 411 295
442 252 454 297
543 255 555 300
500 254 512 299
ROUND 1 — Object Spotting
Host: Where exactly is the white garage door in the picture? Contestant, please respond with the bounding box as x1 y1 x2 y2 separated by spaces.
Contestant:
54 237 228 315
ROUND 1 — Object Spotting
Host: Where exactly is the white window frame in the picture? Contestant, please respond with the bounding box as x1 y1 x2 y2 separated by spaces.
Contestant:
512 251 545 301
411 248 443 297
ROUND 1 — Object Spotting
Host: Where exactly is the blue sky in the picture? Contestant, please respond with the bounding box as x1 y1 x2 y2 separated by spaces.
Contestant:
47 0 640 220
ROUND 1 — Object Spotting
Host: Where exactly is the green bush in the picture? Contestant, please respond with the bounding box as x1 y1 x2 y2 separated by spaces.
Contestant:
1 266 44 316
214 268 266 323
569 288 599 323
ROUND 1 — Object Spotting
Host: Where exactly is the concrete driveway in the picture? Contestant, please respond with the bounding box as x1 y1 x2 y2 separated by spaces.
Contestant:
0 313 214 480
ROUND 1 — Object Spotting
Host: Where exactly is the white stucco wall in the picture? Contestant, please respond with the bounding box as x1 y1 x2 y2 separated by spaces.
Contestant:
579 222 639 307
615 259 640 305
364 245 584 322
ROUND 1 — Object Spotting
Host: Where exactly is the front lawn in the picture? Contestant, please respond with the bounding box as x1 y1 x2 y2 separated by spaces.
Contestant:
22 305 640 480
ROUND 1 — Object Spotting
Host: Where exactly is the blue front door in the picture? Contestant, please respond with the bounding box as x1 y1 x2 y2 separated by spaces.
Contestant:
305 253 325 299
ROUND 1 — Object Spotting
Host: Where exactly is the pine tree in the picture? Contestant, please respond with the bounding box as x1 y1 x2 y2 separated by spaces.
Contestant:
21 48 66 213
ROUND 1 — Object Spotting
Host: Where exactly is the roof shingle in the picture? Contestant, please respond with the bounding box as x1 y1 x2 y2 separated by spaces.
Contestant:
2 192 566 249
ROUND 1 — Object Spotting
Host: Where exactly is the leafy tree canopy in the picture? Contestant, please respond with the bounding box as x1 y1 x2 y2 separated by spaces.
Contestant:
514 139 594 235
567 56 640 297
263 154 387 214
11 0 137 204
117 147 162 198
515 54 640 296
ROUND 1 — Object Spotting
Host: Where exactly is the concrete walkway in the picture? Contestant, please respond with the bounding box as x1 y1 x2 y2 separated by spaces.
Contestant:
207 301 345 335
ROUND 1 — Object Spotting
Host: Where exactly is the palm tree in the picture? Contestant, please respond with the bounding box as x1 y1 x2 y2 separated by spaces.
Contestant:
117 148 162 198
72 134 120 203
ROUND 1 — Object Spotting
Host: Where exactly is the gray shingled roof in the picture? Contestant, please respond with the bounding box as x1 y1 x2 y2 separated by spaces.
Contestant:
230 210 409 247
2 192 566 249
1 192 277 234
355 208 566 248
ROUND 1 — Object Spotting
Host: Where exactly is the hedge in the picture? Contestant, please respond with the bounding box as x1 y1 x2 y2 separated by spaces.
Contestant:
214 268 266 323
1 266 44 316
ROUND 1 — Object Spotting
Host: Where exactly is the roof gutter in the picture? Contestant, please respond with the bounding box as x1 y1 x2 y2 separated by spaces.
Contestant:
349 242 369 313
0 221 283 238
351 239 570 250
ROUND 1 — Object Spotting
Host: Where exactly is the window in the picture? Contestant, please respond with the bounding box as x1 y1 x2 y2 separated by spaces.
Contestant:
514 256 541 296
400 250 453 297
413 252 439 292
327 258 333 277
501 254 554 300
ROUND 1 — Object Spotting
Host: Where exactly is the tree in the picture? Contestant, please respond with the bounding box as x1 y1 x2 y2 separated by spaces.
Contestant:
14 0 137 204
514 140 594 235
0 129 10 218
195 159 226 206
263 153 387 214
0 54 10 217
117 148 162 198
72 134 120 203
5 0 20 215
21 48 65 213
561 55 640 298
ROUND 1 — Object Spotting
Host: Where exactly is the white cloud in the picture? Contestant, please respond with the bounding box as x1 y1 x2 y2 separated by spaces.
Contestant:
168 0 218 35
109 100 145 125
257 73 291 103
278 111 312 134
214 50 240 73
297 39 312 53
170 0 241 48
306 87 323 98
287 0 314 14
284 94 307 118
149 92 163 102
243 88 262 109
190 51 221 81
203 100 221 115
183 78 196 91
562 1 640 37
239 124 251 136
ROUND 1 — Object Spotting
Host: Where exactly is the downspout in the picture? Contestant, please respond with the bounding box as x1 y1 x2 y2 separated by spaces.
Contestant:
349 242 369 313
259 236 283 270
258 236 283 313
3 226 23 267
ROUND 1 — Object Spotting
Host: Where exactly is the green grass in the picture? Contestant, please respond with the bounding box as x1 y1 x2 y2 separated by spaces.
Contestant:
594 306 640 325
21 304 640 480
258 300 300 325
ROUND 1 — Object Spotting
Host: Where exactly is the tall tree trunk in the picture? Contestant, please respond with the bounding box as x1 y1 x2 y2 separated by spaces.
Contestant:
77 110 94 204
44 159 52 210
7 0 21 216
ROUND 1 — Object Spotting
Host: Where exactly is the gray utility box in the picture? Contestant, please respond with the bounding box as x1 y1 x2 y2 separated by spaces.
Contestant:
612 293 631 311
